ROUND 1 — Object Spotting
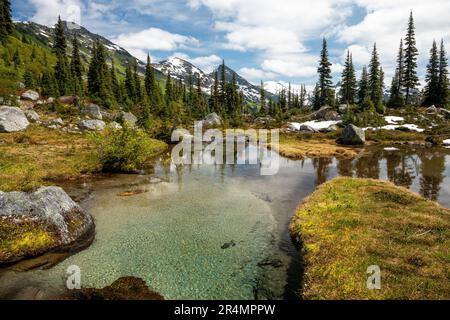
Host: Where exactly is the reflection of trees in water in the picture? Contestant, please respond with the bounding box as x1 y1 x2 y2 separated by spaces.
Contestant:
337 159 353 177
385 151 415 188
419 151 446 200
354 149 382 179
312 158 333 186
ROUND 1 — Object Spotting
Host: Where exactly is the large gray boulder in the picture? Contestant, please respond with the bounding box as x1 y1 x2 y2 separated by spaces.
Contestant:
315 106 333 120
78 119 106 131
324 111 341 121
24 109 40 123
202 112 222 127
0 187 95 264
21 90 39 101
0 106 30 132
338 124 365 145
121 111 137 126
82 103 103 120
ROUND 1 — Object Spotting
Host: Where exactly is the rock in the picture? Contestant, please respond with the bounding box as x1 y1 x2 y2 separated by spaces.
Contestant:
46 97 55 104
0 187 95 264
67 277 164 300
101 111 116 121
120 111 137 126
254 116 274 126
439 108 450 119
323 111 341 121
338 104 349 114
315 106 333 120
107 121 122 130
319 124 338 133
338 124 365 145
221 240 236 249
0 106 30 133
24 110 40 123
78 119 106 131
82 103 102 120
18 100 35 109
46 118 64 129
59 95 79 105
201 112 222 127
425 136 439 145
426 105 437 114
300 124 317 133
21 90 39 101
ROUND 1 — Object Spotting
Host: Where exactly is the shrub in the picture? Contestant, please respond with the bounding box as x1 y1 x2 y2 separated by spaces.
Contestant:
91 125 167 172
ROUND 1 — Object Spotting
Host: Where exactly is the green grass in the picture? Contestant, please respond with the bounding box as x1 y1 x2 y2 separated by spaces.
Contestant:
290 177 450 300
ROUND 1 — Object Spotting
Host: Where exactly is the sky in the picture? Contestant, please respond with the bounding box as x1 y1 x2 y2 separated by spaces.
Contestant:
11 0 450 89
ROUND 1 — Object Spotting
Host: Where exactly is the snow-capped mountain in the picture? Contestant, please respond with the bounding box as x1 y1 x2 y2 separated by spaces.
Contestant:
153 57 276 103
264 81 305 95
15 20 275 103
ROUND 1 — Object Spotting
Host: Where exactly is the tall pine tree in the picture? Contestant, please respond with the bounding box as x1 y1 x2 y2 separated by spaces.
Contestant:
368 43 383 111
316 38 334 109
438 40 449 107
71 34 84 96
389 39 405 108
358 66 370 106
87 40 113 107
340 51 357 105
53 17 71 96
403 12 419 105
423 40 440 106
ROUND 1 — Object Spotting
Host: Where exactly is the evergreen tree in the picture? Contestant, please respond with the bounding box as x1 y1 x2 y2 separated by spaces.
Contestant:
12 48 20 68
403 12 419 105
124 62 136 104
389 39 405 107
53 16 71 96
71 34 83 96
219 60 227 109
340 51 357 105
358 66 371 106
423 40 440 106
110 59 122 103
144 54 162 111
316 38 334 109
133 60 142 102
0 0 13 40
368 43 383 110
260 80 266 114
87 40 113 106
299 85 307 108
438 39 449 107
40 71 58 97
23 68 36 89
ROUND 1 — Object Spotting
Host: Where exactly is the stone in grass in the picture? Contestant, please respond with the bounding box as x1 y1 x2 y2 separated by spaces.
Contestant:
21 90 40 101
24 110 40 123
78 119 106 131
0 187 95 265
82 103 103 120
0 106 30 132
337 124 365 145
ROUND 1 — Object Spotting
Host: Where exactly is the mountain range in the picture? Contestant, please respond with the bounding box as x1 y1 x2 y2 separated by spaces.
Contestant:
15 20 276 103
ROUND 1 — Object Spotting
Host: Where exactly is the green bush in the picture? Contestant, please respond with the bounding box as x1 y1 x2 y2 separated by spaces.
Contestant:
91 125 167 172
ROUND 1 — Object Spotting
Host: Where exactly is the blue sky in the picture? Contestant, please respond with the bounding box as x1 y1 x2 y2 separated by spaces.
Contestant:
12 0 450 90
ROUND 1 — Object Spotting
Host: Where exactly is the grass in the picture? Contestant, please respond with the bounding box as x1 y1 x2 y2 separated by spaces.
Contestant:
0 124 168 192
274 133 360 159
290 177 450 300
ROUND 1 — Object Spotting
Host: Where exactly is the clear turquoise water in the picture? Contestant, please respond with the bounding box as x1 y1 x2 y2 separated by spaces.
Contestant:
3 145 450 300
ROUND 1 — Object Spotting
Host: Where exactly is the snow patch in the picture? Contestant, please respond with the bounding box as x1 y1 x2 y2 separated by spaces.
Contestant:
364 124 424 132
443 139 450 146
289 120 341 131
384 116 404 124
384 147 400 151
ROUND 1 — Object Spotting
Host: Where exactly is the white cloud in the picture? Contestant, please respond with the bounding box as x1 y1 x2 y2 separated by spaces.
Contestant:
29 0 82 26
111 28 200 61
238 68 276 83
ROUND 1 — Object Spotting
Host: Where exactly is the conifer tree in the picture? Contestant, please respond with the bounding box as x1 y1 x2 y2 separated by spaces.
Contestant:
299 84 307 108
0 0 13 40
53 17 70 96
316 38 334 109
260 80 266 114
87 40 113 106
110 59 122 103
340 51 357 105
133 60 142 103
124 62 136 104
423 40 440 106
389 39 405 107
358 66 370 105
40 71 58 97
219 60 227 109
71 34 83 96
144 54 162 111
437 40 449 107
368 43 383 110
403 12 419 105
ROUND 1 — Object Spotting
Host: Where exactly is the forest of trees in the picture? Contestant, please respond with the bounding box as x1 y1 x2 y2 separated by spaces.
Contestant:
1 6 449 132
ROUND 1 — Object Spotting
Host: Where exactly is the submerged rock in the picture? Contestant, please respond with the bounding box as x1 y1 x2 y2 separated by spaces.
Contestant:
221 240 236 249
67 277 164 300
0 106 30 132
0 187 95 264
338 124 365 145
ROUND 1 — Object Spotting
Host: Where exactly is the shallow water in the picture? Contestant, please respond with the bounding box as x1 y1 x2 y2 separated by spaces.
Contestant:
2 145 450 299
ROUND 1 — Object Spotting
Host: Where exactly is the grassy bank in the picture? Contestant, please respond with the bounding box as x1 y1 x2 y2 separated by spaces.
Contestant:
0 125 167 192
290 177 450 300
275 134 361 159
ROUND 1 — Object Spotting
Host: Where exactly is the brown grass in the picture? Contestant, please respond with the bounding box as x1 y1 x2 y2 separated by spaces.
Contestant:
290 177 450 300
